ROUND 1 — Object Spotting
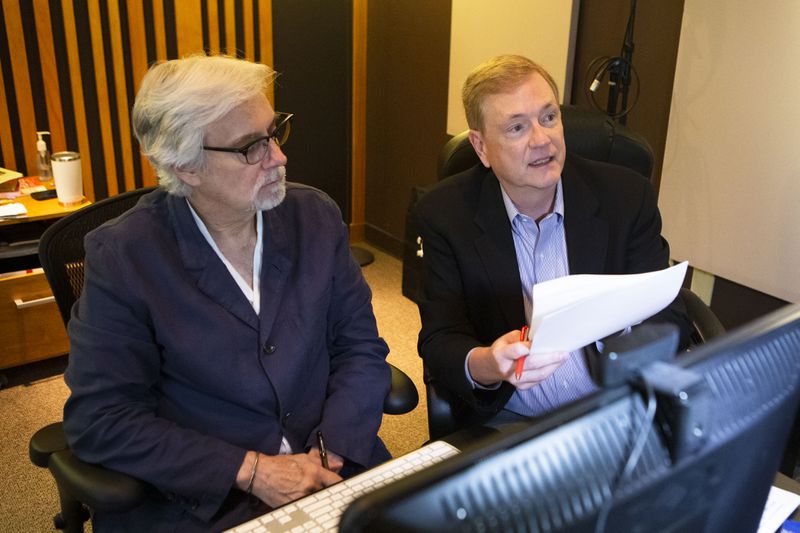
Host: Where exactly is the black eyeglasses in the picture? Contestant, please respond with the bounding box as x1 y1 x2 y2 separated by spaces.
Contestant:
202 112 293 165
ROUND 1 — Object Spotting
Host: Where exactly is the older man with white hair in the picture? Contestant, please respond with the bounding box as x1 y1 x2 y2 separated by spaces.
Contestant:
62 55 391 531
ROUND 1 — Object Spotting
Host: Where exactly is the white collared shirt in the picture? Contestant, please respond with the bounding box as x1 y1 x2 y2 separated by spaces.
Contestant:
465 181 598 417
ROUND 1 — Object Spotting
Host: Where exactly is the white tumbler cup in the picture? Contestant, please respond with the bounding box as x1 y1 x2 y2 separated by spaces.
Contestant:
51 151 83 206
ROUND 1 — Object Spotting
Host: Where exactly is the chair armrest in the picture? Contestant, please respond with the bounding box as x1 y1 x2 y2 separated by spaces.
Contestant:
49 450 148 513
424 369 492 441
33 365 417 519
29 422 70 468
425 379 464 441
33 363 417 517
680 287 725 344
384 363 419 415
30 421 147 513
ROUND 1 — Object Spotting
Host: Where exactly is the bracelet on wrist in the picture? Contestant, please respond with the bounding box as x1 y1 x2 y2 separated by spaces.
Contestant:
246 452 260 495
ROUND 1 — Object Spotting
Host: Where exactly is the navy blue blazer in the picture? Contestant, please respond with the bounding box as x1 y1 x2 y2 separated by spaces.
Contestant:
414 155 692 416
63 184 390 530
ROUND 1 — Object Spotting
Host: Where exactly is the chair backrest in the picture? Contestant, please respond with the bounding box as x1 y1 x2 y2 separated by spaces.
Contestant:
438 104 655 180
38 187 157 327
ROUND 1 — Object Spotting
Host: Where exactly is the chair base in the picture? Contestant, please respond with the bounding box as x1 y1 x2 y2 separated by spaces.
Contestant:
351 246 375 267
53 488 90 533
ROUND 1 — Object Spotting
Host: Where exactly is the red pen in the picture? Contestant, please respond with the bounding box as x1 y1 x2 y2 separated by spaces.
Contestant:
515 325 529 380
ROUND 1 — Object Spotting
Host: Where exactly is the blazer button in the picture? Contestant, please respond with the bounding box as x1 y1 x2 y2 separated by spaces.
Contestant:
263 343 276 355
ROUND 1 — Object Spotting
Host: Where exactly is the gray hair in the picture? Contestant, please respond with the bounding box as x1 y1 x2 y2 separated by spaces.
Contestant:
132 55 277 196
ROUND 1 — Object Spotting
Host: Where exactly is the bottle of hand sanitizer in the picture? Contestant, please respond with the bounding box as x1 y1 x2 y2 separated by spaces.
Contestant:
36 131 52 181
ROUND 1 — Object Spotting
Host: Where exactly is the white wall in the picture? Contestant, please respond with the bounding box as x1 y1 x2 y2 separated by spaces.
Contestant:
659 0 800 303
446 0 579 135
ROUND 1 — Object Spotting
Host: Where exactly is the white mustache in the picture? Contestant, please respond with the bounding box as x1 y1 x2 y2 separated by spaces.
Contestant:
262 166 286 184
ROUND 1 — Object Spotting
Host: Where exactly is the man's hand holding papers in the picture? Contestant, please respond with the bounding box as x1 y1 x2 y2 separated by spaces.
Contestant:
467 262 688 389
467 330 568 389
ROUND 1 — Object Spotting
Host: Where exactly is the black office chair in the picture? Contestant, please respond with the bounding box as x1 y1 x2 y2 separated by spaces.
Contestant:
412 105 726 440
29 186 418 532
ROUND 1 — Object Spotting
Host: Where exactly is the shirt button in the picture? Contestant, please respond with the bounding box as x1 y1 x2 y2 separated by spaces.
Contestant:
263 343 276 355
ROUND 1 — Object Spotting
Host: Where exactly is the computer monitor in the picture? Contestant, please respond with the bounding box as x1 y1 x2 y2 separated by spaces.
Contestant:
340 304 800 533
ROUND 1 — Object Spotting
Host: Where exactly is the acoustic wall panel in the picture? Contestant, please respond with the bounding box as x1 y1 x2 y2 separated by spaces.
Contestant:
0 0 273 201
271 0 352 220
446 0 579 135
659 0 800 303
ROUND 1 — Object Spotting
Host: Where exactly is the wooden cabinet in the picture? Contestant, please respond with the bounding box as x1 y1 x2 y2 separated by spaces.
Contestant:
0 191 89 371
0 270 69 369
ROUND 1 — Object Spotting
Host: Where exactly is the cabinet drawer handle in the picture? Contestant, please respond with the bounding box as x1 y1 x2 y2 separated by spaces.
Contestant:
14 296 56 309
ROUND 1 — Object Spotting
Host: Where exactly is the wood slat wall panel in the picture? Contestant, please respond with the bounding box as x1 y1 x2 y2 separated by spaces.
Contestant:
0 40 15 169
125 0 154 188
87 0 117 196
243 0 254 61
33 0 65 158
3 0 38 174
0 0 274 200
207 0 220 54
151 0 167 61
107 0 135 192
61 0 96 200
174 2 203 58
258 0 273 105
224 0 236 56
350 0 366 241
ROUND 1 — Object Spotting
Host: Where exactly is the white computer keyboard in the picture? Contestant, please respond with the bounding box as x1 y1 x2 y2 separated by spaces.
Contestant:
227 440 460 532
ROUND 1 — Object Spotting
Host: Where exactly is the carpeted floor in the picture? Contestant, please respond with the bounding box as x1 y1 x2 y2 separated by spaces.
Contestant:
0 243 427 532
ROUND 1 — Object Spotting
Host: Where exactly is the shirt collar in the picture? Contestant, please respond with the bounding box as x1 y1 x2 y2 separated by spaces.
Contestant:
499 179 564 224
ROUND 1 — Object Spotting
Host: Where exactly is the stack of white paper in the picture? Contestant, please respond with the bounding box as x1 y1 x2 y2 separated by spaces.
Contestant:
0 202 27 218
757 485 800 533
528 262 688 354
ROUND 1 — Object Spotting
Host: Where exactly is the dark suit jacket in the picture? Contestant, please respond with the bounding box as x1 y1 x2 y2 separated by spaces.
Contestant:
63 184 390 531
414 155 692 418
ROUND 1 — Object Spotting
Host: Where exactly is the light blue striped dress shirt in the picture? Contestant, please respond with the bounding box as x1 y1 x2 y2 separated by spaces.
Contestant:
501 181 598 416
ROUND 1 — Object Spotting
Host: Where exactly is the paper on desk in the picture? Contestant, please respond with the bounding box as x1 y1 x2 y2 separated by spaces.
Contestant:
0 202 27 218
527 261 688 354
758 485 800 533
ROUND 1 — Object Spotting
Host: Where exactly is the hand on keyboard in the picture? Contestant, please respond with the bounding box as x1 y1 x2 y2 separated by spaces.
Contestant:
253 453 342 508
227 441 461 532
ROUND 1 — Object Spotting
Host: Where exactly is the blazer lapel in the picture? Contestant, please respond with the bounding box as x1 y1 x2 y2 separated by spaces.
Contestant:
258 207 292 338
473 173 526 329
169 196 260 330
562 158 608 274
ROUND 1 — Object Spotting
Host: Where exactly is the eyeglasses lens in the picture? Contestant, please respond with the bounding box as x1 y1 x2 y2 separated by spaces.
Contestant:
245 139 270 165
241 114 292 164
